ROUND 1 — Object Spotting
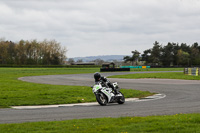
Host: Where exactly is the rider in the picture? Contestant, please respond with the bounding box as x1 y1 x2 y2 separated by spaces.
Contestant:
94 72 118 94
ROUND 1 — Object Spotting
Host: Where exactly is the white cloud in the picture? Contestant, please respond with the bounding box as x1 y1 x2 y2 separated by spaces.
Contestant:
1 0 200 57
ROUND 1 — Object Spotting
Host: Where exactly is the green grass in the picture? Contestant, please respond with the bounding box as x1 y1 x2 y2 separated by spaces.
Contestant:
109 72 200 80
0 68 153 108
0 68 199 132
0 113 200 132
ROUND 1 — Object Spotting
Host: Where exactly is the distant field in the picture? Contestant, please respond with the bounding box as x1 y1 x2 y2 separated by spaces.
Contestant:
0 68 153 108
0 113 200 132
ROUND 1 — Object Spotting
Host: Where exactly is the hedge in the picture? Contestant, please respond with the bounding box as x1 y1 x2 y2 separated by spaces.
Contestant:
0 65 101 68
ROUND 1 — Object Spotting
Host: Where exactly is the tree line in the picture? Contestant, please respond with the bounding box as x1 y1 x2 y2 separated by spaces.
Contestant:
124 41 200 67
0 39 67 65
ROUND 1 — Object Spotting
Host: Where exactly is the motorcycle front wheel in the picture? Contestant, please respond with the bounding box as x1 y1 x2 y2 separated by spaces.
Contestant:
96 93 108 106
117 92 125 104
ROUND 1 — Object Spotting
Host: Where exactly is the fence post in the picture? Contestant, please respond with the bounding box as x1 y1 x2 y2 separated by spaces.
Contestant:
188 68 191 75
196 68 198 76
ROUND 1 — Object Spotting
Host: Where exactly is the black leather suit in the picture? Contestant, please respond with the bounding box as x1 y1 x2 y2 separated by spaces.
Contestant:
95 77 115 92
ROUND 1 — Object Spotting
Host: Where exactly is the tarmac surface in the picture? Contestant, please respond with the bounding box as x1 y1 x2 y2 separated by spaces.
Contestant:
1 71 200 124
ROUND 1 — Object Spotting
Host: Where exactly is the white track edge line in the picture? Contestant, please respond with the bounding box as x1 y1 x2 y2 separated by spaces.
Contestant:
11 94 166 109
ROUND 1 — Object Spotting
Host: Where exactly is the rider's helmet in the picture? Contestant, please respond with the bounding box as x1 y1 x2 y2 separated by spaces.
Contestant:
94 72 101 81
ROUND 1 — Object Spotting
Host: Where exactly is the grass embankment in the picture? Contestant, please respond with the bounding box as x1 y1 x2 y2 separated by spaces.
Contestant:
0 68 152 108
109 72 200 80
1 113 200 132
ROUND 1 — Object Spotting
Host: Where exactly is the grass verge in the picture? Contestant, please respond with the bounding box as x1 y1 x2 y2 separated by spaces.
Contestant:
109 72 200 80
0 68 152 108
0 113 200 132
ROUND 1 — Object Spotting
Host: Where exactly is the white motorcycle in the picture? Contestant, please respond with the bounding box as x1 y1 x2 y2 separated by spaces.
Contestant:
92 82 125 106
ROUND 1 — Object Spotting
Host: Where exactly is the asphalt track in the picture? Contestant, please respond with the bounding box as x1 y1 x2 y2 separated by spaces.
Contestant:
1 71 200 124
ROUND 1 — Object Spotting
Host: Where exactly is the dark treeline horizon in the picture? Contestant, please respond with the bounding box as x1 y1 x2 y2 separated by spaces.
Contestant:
125 41 200 67
1 38 200 67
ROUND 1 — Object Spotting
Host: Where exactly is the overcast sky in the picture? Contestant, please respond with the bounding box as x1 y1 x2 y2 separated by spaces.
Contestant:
1 0 200 58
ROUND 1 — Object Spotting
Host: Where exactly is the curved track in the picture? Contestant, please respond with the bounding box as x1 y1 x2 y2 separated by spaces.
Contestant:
1 71 200 124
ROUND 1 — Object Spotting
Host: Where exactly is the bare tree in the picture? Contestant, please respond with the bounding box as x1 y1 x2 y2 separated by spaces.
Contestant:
0 39 67 65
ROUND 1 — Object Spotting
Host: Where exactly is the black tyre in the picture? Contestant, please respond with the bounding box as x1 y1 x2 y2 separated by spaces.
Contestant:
117 92 125 104
96 93 108 106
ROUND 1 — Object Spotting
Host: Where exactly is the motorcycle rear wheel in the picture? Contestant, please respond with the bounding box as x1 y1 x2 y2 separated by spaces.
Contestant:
96 93 108 106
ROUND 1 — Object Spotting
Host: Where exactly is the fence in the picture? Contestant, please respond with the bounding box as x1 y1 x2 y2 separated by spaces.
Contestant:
184 68 199 76
120 66 151 69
